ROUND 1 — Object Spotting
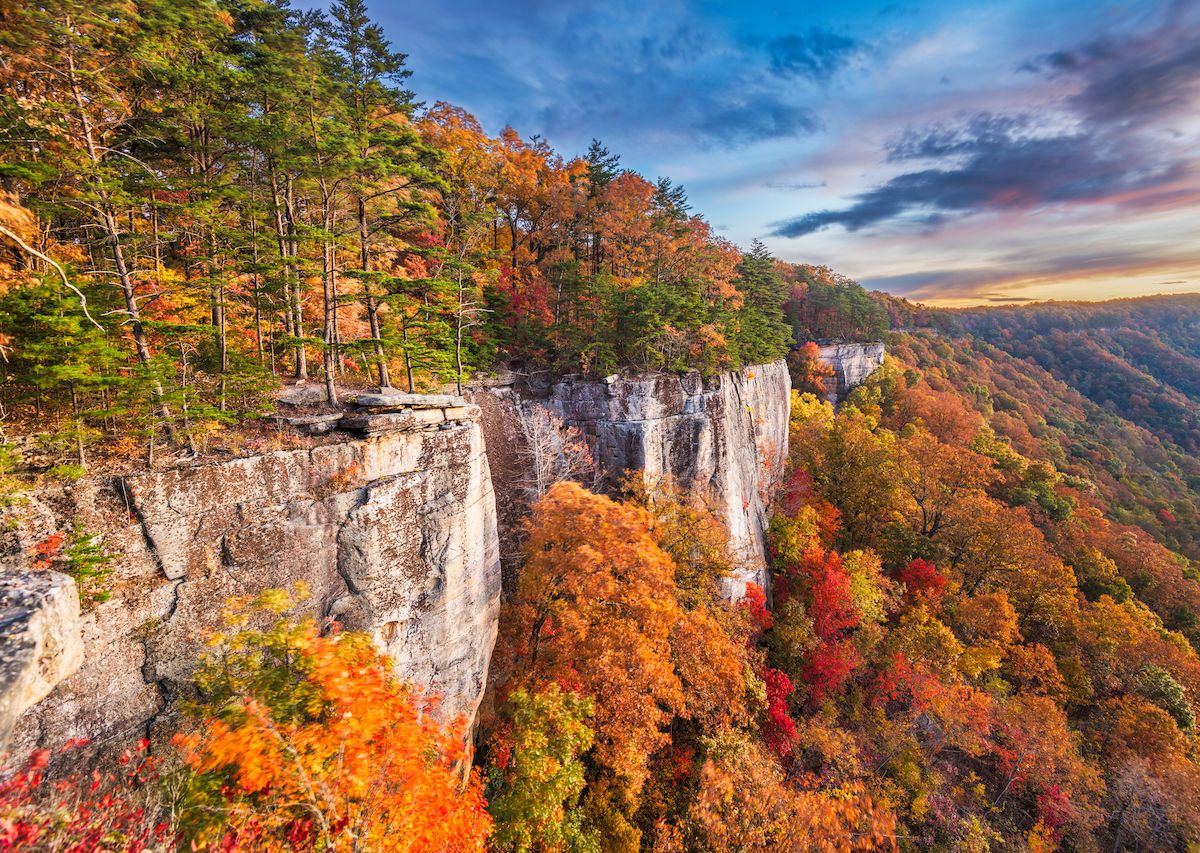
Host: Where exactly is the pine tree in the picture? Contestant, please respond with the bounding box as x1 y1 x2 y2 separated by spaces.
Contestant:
735 239 792 365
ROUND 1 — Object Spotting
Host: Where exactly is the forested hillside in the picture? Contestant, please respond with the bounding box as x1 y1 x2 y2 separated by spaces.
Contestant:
946 295 1200 455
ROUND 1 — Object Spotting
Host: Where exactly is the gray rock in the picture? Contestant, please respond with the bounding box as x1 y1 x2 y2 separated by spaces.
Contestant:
442 405 482 422
352 392 465 410
0 571 83 741
474 360 792 598
7 424 501 759
275 383 329 406
817 342 886 404
341 409 448 435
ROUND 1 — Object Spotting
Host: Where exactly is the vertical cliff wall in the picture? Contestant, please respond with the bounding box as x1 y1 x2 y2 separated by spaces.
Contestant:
471 360 791 595
1 401 501 757
818 342 886 403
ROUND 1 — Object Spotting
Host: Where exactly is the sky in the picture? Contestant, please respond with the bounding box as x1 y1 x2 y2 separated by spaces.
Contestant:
298 0 1200 306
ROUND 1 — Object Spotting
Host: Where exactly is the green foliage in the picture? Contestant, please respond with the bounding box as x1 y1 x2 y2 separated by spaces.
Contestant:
487 686 598 853
0 0 794 473
786 266 888 342
1133 664 1195 731
61 528 114 604
734 241 792 365
0 444 24 509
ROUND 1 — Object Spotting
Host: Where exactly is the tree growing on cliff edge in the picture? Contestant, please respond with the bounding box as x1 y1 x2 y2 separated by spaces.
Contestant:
735 240 793 366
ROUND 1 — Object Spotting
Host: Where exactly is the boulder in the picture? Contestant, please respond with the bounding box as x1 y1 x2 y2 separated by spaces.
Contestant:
352 392 465 410
341 409 448 435
0 571 83 739
275 383 329 407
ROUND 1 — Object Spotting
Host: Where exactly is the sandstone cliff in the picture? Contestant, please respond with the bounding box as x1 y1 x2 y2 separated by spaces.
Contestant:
1 400 500 756
470 360 791 596
818 342 886 403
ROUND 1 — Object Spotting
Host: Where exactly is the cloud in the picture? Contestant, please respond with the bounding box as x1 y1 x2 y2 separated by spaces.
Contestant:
1021 28 1200 124
765 180 828 191
772 10 1200 239
770 115 1185 237
861 246 1200 303
766 28 863 81
697 99 821 145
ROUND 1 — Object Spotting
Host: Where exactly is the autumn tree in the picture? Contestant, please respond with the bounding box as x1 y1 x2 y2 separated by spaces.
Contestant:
491 483 686 797
176 588 490 852
486 685 597 853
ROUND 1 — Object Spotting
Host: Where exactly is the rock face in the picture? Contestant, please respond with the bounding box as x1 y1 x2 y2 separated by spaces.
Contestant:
472 360 791 595
2 402 501 758
818 342 886 403
0 571 83 742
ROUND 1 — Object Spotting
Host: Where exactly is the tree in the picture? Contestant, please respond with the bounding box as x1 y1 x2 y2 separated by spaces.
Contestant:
788 341 836 396
486 685 597 853
894 430 994 540
176 589 491 852
734 240 792 366
324 0 441 388
660 733 898 852
492 483 685 795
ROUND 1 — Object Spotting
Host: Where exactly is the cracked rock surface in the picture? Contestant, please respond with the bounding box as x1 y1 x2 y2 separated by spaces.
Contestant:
2 409 500 759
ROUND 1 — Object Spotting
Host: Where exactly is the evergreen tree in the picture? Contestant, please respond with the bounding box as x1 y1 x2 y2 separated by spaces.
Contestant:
735 240 793 364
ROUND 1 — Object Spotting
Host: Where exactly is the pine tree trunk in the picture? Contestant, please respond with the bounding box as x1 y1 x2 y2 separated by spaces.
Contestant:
359 196 390 387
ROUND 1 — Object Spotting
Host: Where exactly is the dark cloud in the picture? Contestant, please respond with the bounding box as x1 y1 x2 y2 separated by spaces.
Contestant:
1022 30 1200 124
770 118 1182 237
766 28 863 81
773 11 1200 239
697 99 821 145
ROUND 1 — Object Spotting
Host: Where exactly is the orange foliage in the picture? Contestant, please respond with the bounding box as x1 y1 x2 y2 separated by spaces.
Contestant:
493 482 685 793
659 736 897 852
175 600 490 852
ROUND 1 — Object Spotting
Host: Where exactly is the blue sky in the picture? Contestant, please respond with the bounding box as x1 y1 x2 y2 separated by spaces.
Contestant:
299 0 1200 305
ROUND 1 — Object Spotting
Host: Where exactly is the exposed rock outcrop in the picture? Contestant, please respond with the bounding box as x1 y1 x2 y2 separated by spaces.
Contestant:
2 400 500 758
470 360 791 595
0 571 82 743
818 342 886 403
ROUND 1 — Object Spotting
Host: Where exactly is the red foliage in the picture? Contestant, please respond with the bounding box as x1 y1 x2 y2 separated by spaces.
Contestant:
1035 785 1073 838
0 740 174 852
760 668 798 761
805 550 858 641
897 558 947 606
803 639 860 706
32 532 65 571
741 582 773 641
